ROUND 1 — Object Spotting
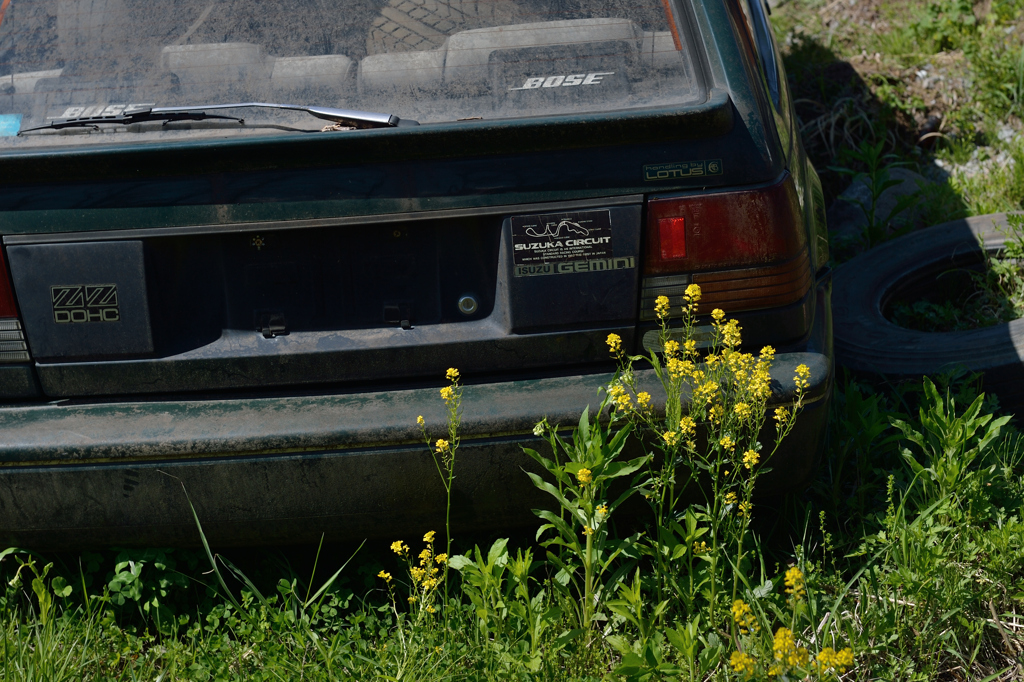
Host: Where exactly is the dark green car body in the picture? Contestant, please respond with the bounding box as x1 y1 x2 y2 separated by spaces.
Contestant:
0 0 831 547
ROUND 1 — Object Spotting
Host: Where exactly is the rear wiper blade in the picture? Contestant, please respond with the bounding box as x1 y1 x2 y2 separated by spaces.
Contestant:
143 103 408 128
19 109 245 134
19 102 410 135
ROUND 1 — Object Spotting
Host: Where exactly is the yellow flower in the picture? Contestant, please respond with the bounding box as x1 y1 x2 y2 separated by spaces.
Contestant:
426 604 436 613
410 566 426 583
662 431 681 447
692 540 709 554
583 525 594 536
784 566 806 600
685 283 702 302
684 339 697 355
722 319 742 347
636 392 652 410
606 333 622 354
774 407 790 425
435 438 450 453
439 385 455 401
679 416 696 436
663 339 680 357
730 650 756 678
731 599 759 634
423 530 436 543
654 295 671 320
377 570 392 583
446 367 460 382
759 345 776 362
391 541 409 555
576 468 593 485
417 415 425 427
739 501 752 517
773 627 809 668
711 308 725 322
733 402 751 419
724 491 738 505
794 363 811 390
435 553 448 564
742 449 760 470
709 404 725 424
419 548 432 565
817 647 855 673
408 596 417 603
608 384 631 411
596 504 609 516
719 435 735 451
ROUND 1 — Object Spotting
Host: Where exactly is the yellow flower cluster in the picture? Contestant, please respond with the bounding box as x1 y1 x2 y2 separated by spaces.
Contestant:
606 333 622 355
733 402 751 419
439 385 455 401
816 646 855 673
684 339 697 355
608 384 632 411
423 530 436 543
596 504 609 516
721 318 742 348
709 404 725 424
774 407 790 425
583 525 594 536
662 430 681 447
663 339 680 357
417 415 425 427
435 438 450 454
636 392 652 410
784 566 806 600
794 363 810 391
692 540 709 554
654 295 671 320
694 380 720 405
378 570 392 583
724 491 738 505
731 599 760 634
712 308 725 322
666 356 694 381
771 627 809 669
730 651 756 677
739 501 752 517
679 416 696 436
391 541 409 555
684 283 702 303
576 468 593 485
719 435 735 451
446 367 460 382
742 449 760 470
435 553 448 564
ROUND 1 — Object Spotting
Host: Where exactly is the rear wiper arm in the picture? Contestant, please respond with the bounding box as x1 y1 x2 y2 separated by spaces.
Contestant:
19 102 410 135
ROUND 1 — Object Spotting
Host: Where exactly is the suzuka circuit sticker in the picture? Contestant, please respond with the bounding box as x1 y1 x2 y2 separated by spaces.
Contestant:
512 210 633 277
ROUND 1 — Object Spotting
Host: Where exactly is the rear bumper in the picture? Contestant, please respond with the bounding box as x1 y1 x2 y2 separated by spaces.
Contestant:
0 286 833 549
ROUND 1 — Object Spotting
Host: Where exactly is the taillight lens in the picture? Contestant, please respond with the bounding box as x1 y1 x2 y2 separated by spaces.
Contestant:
0 247 30 363
641 173 810 319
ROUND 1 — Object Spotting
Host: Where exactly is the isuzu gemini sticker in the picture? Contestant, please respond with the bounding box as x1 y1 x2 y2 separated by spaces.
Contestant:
512 210 633 277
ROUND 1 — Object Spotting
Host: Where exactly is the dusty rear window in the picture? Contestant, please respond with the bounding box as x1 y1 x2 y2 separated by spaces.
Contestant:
0 0 702 148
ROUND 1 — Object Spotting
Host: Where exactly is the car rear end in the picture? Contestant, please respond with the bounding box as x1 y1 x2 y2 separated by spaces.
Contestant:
0 0 831 547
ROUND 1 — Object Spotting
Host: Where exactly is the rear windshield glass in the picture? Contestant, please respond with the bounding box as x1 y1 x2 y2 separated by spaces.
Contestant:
0 0 701 148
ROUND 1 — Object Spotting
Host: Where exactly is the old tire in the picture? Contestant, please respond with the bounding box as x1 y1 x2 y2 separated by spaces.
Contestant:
833 212 1024 399
367 0 519 54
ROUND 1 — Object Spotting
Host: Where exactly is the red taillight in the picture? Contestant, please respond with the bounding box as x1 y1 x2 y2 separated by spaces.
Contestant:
641 173 810 318
0 246 18 318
